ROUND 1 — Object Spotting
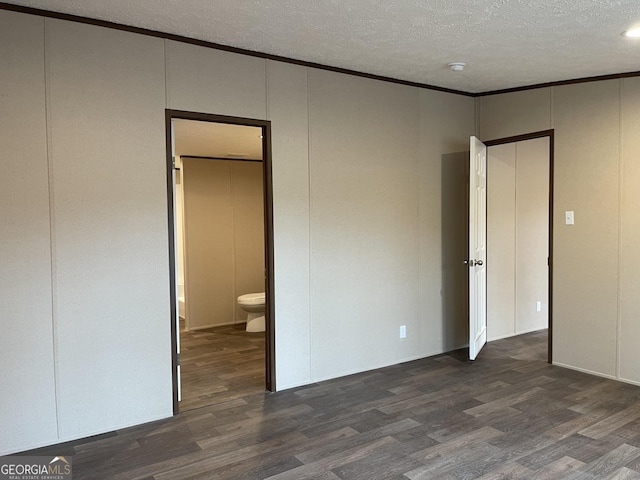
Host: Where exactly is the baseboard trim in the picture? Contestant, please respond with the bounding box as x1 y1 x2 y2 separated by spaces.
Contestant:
552 361 618 381
10 412 172 456
305 346 468 391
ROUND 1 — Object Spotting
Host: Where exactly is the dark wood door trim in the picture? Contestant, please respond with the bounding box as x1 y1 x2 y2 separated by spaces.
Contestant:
165 109 276 415
484 129 554 364
179 155 263 163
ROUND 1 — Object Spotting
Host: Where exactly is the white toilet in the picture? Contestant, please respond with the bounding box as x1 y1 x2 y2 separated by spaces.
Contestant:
237 292 266 332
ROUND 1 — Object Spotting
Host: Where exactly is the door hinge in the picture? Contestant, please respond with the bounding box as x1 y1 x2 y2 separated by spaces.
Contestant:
176 353 180 366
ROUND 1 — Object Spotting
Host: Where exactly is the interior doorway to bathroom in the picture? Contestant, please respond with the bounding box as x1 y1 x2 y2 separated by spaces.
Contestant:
166 110 275 414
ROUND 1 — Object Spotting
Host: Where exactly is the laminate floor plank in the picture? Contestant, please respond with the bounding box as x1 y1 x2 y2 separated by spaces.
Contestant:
604 467 640 480
563 443 640 480
475 461 534 479
331 449 424 480
528 455 585 479
179 322 266 412
295 418 421 464
266 437 401 480
579 404 640 440
21 329 640 479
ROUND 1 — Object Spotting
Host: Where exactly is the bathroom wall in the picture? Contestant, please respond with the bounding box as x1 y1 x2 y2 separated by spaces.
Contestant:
182 158 264 329
487 138 549 341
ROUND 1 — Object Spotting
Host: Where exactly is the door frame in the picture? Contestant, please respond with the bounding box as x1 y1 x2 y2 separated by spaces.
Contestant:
484 129 554 363
165 109 276 415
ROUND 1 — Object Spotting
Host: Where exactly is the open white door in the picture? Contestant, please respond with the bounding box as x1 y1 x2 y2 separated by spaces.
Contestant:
469 136 487 360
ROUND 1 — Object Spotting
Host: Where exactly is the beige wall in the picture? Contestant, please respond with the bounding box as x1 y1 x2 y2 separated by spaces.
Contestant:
553 81 620 377
620 77 640 384
308 70 421 380
45 18 172 440
479 88 552 141
8 4 640 456
419 89 476 353
266 60 311 387
0 11 58 454
0 8 475 454
515 138 550 334
231 162 267 319
182 158 264 329
166 40 267 119
487 138 549 341
479 80 640 385
487 143 516 340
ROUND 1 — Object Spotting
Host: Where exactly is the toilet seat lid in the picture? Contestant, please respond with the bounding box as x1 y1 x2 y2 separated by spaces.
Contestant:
238 292 265 305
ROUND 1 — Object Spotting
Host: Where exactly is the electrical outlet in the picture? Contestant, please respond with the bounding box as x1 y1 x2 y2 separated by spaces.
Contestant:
399 325 407 338
565 211 574 225
536 301 542 312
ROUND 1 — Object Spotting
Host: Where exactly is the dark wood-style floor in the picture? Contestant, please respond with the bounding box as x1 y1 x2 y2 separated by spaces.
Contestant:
25 330 640 479
179 322 265 411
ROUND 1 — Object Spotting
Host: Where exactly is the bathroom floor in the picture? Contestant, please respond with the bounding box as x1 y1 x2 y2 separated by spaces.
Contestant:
179 320 265 411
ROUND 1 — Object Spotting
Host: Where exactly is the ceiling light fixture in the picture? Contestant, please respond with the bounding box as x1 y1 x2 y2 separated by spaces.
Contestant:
624 26 640 37
448 62 466 72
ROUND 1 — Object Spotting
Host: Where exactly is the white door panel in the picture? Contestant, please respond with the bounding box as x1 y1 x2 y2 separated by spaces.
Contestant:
469 136 487 360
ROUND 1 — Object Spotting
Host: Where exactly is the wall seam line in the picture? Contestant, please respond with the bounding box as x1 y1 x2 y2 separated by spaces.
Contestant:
476 97 481 138
230 164 237 323
416 89 423 357
164 39 169 109
549 87 554 129
264 59 271 384
415 89 422 356
43 16 61 441
306 66 313 384
513 143 518 336
616 79 623 380
547 133 552 362
264 59 269 119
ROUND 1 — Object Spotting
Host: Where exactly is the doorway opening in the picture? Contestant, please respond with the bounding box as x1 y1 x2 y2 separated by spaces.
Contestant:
485 130 554 363
165 110 275 414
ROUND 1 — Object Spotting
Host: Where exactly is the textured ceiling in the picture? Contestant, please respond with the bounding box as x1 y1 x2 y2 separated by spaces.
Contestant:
174 120 263 160
5 0 640 93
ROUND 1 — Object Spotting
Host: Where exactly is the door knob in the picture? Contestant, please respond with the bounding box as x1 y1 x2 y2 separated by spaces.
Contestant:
464 259 483 267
